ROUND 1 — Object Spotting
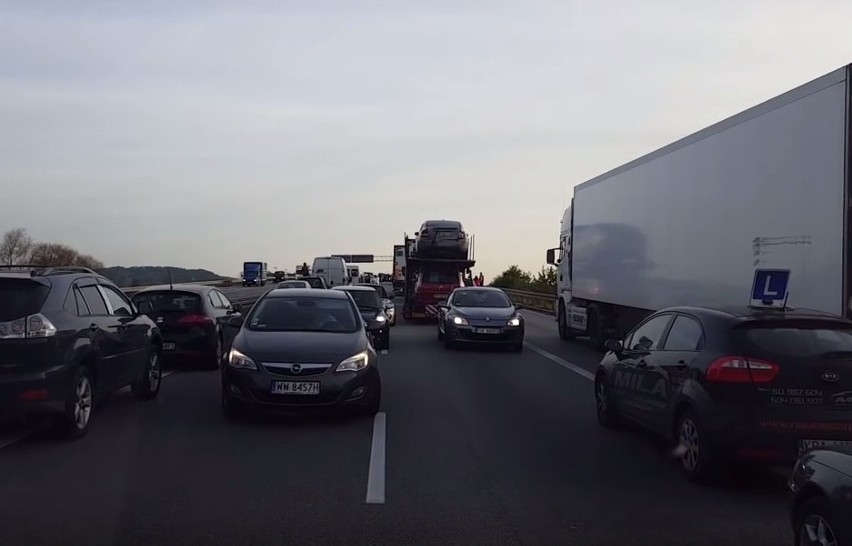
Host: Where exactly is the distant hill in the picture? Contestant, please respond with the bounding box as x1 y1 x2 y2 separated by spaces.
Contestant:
98 266 227 288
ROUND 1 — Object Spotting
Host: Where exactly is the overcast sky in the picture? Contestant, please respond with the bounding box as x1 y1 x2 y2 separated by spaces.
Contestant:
2 0 852 278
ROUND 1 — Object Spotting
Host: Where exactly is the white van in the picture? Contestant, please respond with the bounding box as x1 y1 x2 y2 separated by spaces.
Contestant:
347 265 360 285
311 257 347 287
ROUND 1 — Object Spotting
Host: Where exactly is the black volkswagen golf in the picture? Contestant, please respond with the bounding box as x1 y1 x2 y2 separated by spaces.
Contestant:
595 306 852 482
221 288 381 418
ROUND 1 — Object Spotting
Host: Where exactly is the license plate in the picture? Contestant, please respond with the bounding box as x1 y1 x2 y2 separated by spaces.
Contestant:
271 381 320 395
475 328 501 334
800 439 852 454
434 293 449 299
162 342 176 351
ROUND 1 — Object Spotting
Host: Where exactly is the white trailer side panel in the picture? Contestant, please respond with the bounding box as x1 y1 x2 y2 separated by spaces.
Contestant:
572 67 849 315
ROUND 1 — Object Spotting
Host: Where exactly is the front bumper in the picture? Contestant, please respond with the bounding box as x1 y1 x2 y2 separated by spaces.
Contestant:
446 323 524 345
222 365 380 412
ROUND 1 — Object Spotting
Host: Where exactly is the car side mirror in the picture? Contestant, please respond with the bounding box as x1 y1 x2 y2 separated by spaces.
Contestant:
605 339 623 353
227 315 244 328
437 301 449 310
229 303 243 314
515 304 525 310
137 301 153 315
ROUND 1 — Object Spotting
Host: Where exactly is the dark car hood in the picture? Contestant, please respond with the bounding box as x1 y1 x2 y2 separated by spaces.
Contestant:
359 308 388 330
234 330 365 363
455 307 516 320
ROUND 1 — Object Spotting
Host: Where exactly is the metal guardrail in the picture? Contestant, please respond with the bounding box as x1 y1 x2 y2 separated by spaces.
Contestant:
501 288 557 315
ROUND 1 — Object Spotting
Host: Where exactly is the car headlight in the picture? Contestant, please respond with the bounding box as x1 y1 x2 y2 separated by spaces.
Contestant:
336 350 370 372
508 316 521 327
452 316 468 326
375 315 386 323
228 348 257 370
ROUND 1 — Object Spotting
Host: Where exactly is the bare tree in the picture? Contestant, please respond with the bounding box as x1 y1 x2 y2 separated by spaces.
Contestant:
0 228 34 265
29 243 80 266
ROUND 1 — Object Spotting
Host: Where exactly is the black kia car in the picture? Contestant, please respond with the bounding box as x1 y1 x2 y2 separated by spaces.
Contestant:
131 285 243 369
0 266 162 439
437 287 524 351
595 305 852 482
221 288 381 418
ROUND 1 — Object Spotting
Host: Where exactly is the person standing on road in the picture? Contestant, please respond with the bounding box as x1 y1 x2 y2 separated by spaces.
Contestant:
478 273 485 286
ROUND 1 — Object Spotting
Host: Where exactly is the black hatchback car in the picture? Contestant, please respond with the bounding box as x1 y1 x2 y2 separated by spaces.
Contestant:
0 266 162 439
131 285 242 369
595 306 852 481
221 288 381 418
332 286 391 351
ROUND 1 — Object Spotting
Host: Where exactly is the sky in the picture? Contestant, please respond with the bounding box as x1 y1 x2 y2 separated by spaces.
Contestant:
2 0 852 279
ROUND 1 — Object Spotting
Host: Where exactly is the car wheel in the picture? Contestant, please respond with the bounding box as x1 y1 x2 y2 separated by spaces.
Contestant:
204 334 223 370
361 384 381 417
132 349 162 400
57 367 94 440
795 496 841 546
676 409 717 483
221 383 246 421
595 374 619 428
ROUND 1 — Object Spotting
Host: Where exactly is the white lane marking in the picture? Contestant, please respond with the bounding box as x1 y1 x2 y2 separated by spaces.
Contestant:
162 370 176 378
380 350 388 355
0 424 49 450
524 341 595 381
366 411 387 504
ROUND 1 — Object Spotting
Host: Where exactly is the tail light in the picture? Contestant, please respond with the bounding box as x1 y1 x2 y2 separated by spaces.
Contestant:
706 356 779 384
178 314 213 326
0 313 57 340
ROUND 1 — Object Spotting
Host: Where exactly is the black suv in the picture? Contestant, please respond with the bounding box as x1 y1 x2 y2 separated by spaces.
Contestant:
0 266 162 439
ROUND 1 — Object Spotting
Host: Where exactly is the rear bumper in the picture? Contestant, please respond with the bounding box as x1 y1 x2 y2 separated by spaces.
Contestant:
0 366 72 416
702 407 852 463
160 329 216 360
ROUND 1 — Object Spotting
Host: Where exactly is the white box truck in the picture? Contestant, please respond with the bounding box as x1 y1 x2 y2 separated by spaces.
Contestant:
547 63 852 349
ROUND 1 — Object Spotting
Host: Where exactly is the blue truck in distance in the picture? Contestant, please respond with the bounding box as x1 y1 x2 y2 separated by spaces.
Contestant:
242 261 268 287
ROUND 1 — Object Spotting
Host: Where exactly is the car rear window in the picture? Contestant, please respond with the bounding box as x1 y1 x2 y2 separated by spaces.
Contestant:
0 279 50 321
132 291 202 313
301 278 325 289
343 290 381 310
735 320 852 358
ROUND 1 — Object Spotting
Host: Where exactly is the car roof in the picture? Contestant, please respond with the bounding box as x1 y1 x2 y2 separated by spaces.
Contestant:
657 305 850 324
332 286 377 293
267 288 347 299
133 284 211 295
454 286 501 292
422 219 462 227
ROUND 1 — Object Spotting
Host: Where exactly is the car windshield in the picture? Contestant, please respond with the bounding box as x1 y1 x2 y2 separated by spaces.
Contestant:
131 291 202 313
0 279 50 321
248 296 358 332
452 290 512 308
735 321 852 358
343 290 381 310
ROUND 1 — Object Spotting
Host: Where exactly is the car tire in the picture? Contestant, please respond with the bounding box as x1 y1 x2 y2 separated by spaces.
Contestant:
204 334 223 370
221 383 246 421
361 384 381 417
132 349 162 400
794 496 841 546
675 409 718 483
595 374 620 428
56 366 95 440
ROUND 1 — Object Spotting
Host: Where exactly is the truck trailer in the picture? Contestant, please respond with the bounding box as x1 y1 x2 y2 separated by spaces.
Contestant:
402 233 475 320
547 63 852 349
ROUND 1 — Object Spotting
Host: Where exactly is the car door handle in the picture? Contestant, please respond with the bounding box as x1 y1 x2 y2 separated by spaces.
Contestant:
89 323 98 332
676 359 687 366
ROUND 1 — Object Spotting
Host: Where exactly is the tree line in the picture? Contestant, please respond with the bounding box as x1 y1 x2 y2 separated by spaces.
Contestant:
489 265 557 294
1 227 103 269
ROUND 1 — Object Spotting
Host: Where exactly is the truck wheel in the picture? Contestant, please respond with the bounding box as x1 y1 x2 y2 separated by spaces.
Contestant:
557 305 576 340
587 307 606 351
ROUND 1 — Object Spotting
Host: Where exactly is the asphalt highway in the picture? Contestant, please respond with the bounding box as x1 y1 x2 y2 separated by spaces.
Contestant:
0 288 792 545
